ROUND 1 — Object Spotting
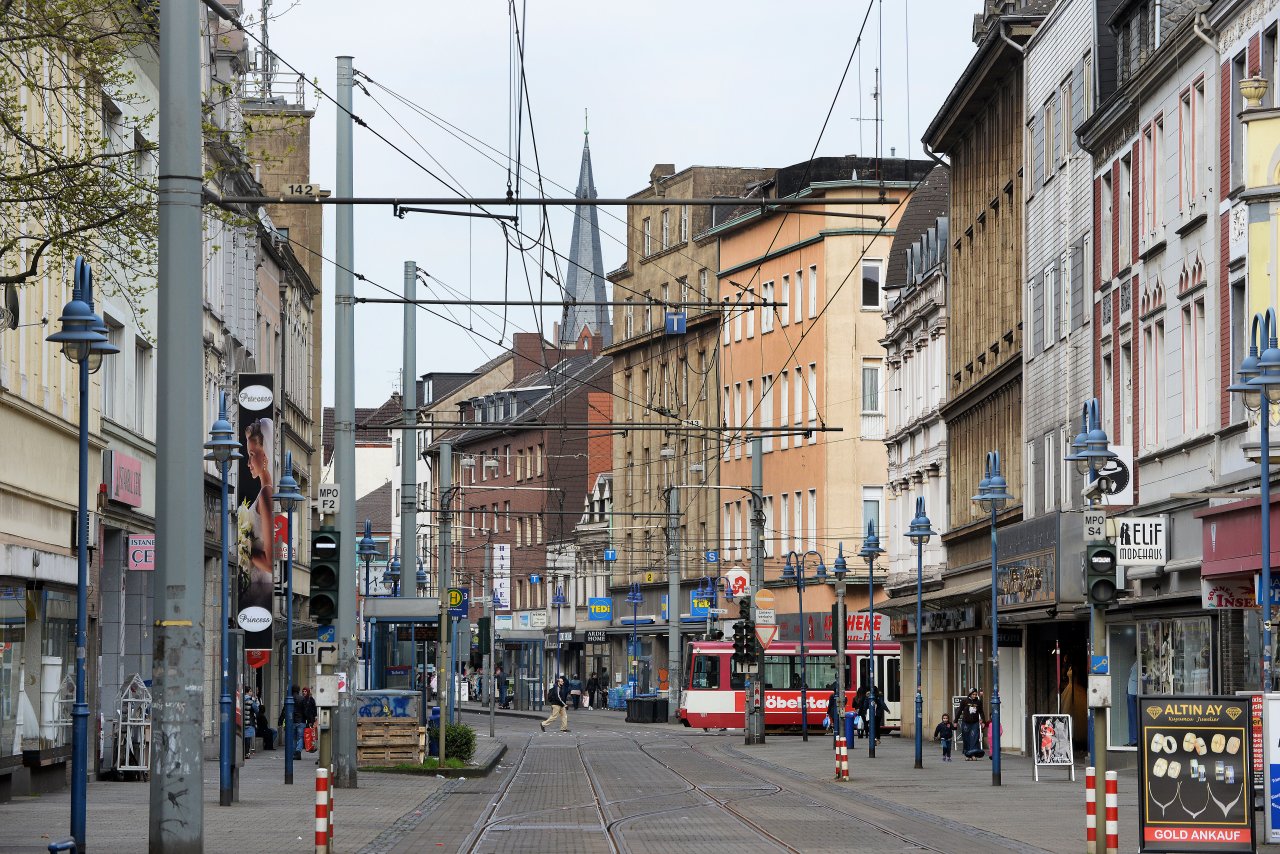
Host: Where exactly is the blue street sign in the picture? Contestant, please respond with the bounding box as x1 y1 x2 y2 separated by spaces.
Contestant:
1257 574 1280 608
447 587 470 618
1090 655 1109 675
661 594 668 621
705 550 719 564
317 625 336 643
690 591 712 619
603 548 617 562
664 311 687 335
588 597 613 621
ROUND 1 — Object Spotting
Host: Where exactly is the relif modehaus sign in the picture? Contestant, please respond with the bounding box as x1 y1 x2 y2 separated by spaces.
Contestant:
1138 695 1254 853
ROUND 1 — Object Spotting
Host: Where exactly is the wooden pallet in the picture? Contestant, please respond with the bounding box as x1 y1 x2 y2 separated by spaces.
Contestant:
356 720 424 765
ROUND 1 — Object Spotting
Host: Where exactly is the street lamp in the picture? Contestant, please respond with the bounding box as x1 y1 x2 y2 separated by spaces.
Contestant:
552 577 568 681
781 549 827 742
696 576 728 641
858 523 884 757
830 544 849 731
905 499 937 770
357 520 378 690
204 392 242 806
626 582 643 696
274 452 305 784
1229 310 1280 692
972 451 1013 786
383 551 401 597
47 256 114 851
416 557 429 595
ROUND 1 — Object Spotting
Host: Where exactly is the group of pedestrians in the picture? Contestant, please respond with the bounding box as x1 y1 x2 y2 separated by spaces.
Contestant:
933 687 988 761
238 684 318 760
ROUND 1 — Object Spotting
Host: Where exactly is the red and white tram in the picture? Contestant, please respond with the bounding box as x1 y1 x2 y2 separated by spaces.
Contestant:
678 640 903 731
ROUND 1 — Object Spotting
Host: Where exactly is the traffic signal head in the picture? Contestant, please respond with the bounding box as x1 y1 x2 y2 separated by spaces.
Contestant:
732 620 747 663
1085 542 1118 605
310 529 341 623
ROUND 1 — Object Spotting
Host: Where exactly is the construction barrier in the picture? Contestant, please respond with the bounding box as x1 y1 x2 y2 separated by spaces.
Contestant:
1084 766 1096 854
835 736 848 781
1104 770 1118 854
315 767 330 854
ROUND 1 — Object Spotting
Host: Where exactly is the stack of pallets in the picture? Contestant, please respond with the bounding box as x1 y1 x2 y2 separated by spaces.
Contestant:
355 718 423 766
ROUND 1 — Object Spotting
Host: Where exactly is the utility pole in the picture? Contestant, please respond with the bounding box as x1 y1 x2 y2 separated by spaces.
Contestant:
333 55 358 789
666 486 680 723
484 539 495 737
435 442 452 766
401 260 417 602
747 437 766 745
150 0 205 848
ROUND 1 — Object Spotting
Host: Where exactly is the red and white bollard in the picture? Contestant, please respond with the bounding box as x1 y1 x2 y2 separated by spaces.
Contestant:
328 764 335 849
835 735 849 781
315 767 330 854
1104 770 1118 854
1084 766 1096 854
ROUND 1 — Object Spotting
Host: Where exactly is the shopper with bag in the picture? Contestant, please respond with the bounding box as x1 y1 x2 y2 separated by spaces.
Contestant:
958 688 986 760
279 685 307 759
300 686 318 752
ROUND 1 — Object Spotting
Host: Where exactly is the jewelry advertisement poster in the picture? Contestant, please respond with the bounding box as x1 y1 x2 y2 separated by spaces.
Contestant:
1139 696 1255 853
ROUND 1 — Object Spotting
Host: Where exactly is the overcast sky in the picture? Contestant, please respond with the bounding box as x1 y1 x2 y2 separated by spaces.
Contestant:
266 1 976 407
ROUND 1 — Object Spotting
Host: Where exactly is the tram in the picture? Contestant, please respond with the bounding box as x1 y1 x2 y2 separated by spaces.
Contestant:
678 640 902 731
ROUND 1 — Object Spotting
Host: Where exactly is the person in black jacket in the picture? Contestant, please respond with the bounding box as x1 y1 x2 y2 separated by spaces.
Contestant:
585 673 599 710
539 675 570 733
826 692 840 744
279 685 306 758
300 687 318 751
857 685 888 743
958 688 986 759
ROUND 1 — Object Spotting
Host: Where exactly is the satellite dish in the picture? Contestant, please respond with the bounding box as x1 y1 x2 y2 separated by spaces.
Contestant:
0 284 18 332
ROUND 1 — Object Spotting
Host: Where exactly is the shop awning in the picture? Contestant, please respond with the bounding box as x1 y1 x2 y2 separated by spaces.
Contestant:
877 578 991 613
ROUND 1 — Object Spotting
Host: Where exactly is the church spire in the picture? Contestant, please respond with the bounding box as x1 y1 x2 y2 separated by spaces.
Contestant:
560 120 611 348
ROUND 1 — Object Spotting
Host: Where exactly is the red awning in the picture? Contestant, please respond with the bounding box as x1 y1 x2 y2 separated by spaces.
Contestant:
1196 496 1280 577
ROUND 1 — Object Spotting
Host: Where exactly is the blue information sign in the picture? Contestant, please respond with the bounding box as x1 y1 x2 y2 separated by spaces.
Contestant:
705 550 719 564
603 548 617 562
587 597 612 621
690 591 712 619
317 625 336 643
447 587 470 618
1090 655 1109 675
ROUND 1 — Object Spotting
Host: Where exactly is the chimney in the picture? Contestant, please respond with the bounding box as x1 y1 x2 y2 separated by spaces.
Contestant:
511 332 547 381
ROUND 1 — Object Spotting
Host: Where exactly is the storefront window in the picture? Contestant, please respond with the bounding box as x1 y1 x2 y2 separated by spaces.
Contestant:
0 588 25 757
40 591 75 749
1110 616 1213 751
956 636 985 694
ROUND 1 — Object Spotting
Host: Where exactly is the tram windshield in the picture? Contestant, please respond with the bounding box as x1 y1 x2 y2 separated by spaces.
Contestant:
762 653 838 692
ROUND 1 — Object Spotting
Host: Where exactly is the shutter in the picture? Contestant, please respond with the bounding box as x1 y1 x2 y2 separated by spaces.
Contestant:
1071 240 1085 330
1071 61 1085 151
1033 114 1044 187
1031 277 1044 354
1053 93 1063 166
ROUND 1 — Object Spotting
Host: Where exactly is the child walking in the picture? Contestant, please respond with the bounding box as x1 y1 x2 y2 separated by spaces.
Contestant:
933 713 957 762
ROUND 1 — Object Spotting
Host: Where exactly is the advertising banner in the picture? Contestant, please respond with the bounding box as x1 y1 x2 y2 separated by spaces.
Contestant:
1262 693 1280 843
235 373 276 652
587 598 612 621
1031 714 1074 781
493 543 510 611
1138 696 1255 852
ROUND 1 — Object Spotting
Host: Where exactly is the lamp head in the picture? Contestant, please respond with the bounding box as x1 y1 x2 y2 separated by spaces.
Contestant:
383 551 401 586
906 497 936 545
814 558 828 580
416 558 428 588
858 520 883 562
273 451 305 509
781 552 797 581
204 390 243 464
357 518 379 558
832 542 847 577
1254 343 1280 406
48 291 103 366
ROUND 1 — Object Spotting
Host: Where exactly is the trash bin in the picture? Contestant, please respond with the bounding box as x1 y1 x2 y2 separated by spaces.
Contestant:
652 699 669 722
428 705 441 756
844 711 857 751
625 698 644 723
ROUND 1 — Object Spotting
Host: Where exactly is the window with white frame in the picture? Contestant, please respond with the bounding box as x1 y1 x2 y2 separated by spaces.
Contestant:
679 205 688 243
1060 424 1073 510
779 275 789 326
643 217 652 256
1043 263 1056 349
861 360 882 413
779 371 790 450
661 209 670 250
1181 297 1207 434
762 496 774 558
762 281 775 331
862 486 883 539
807 490 817 551
1043 432 1056 512
1060 251 1071 339
700 268 709 301
806 363 817 429
861 259 884 309
722 297 731 344
1119 153 1132 265
1142 319 1164 448
793 365 804 427
761 375 774 452
808 265 818 318
1179 88 1194 211
779 493 789 556
1101 171 1114 280
793 491 803 553
745 289 755 338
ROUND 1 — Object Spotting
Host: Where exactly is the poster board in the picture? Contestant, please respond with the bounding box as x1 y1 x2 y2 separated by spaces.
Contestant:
1261 693 1280 844
1031 714 1074 781
1138 695 1255 853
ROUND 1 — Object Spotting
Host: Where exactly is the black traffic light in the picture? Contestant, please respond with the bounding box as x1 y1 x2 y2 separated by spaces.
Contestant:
1085 542 1119 605
478 616 491 654
732 620 748 663
310 529 340 623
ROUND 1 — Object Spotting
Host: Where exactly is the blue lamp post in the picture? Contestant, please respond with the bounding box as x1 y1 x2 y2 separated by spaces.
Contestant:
552 579 567 681
781 549 827 742
858 523 884 757
626 583 643 696
972 451 1014 786
416 557 428 595
204 392 242 806
357 520 378 690
905 499 937 770
274 452 305 784
1228 310 1280 692
47 257 115 852
831 544 849 733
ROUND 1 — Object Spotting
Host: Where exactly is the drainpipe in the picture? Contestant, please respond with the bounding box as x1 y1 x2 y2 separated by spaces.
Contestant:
922 142 948 169
1193 11 1216 51
998 23 1026 55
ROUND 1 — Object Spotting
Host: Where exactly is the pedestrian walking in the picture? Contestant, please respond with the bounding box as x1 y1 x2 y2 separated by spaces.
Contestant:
539 675 570 733
584 672 598 710
852 685 868 737
825 691 839 745
495 665 508 709
933 713 957 762
569 673 583 709
958 688 986 760
857 685 887 743
300 686 318 752
279 685 306 759
242 687 259 757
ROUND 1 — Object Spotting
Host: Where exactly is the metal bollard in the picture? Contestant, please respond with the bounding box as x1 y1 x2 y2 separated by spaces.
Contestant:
315 767 330 854
1084 766 1096 854
1104 770 1118 854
